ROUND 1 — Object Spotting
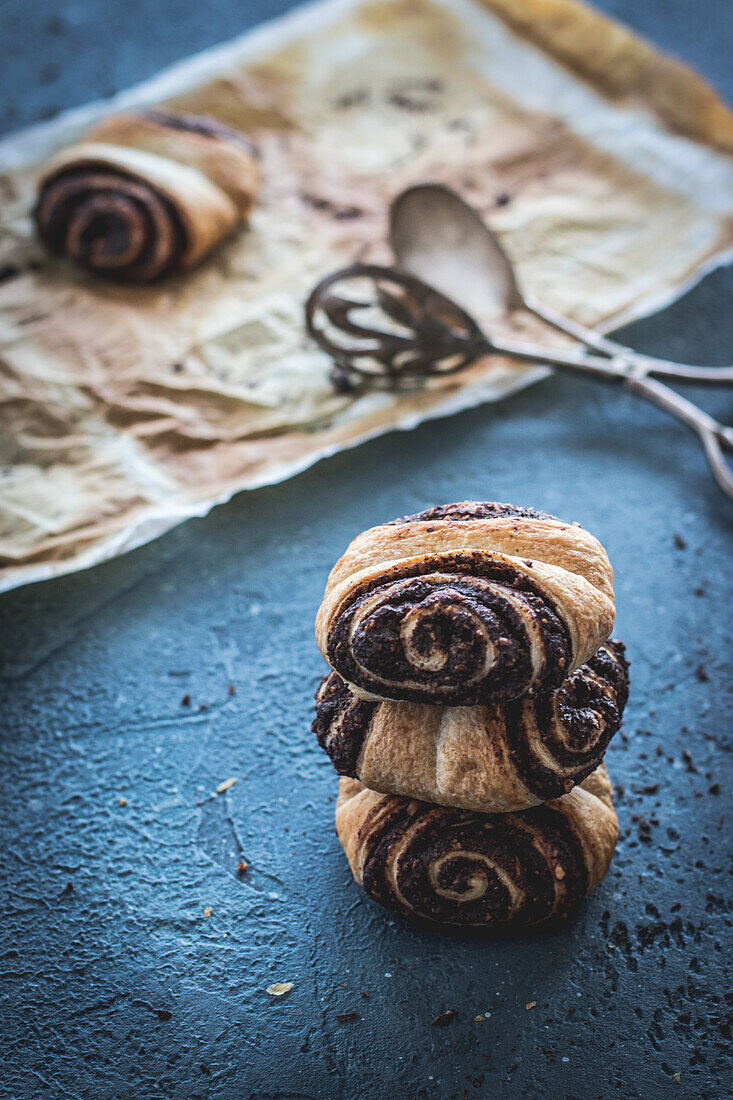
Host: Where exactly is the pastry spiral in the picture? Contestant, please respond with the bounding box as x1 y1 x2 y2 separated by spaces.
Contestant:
315 503 615 705
34 110 259 282
335 765 618 928
315 640 628 812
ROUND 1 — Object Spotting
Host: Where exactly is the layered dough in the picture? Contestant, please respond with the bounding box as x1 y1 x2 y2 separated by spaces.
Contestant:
34 110 259 282
335 765 619 928
315 640 628 812
316 503 615 705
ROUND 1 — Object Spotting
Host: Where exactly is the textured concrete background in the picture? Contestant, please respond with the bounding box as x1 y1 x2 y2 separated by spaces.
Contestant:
1 2 732 1098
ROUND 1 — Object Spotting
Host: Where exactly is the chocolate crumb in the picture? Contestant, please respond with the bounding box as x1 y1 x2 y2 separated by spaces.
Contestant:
682 750 697 773
156 1008 172 1021
0 264 21 283
335 89 368 109
62 881 74 894
673 533 687 549
433 1010 458 1027
181 693 191 706
708 783 720 796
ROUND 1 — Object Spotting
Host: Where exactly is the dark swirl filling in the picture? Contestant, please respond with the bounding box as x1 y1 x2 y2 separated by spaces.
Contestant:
34 166 187 282
315 642 628 801
360 798 589 927
314 672 376 775
327 551 570 704
141 110 259 156
393 501 556 524
505 640 629 801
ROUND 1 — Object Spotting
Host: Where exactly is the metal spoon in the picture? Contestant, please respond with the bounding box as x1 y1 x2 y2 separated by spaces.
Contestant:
389 183 733 499
390 183 733 385
305 186 733 497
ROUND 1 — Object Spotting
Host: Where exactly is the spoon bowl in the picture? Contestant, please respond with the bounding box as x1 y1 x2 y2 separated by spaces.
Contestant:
390 184 522 321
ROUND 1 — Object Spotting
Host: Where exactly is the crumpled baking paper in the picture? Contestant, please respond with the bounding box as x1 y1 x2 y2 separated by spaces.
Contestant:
1 0 732 592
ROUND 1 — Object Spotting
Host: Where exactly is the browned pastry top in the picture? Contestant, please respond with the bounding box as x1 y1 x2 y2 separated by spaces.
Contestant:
316 502 615 705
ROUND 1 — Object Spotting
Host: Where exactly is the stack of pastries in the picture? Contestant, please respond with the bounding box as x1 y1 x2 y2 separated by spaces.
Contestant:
313 502 628 930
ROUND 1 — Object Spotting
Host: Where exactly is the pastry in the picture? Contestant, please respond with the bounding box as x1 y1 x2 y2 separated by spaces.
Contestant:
335 764 618 928
315 502 615 705
315 640 628 812
34 110 259 282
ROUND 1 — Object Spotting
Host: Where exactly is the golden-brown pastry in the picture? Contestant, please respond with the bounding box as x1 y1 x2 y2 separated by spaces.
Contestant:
34 110 259 282
315 640 628 812
315 503 615 706
335 764 618 928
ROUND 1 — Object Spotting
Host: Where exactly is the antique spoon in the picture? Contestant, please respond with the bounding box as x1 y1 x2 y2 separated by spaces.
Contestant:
390 184 733 386
305 186 733 498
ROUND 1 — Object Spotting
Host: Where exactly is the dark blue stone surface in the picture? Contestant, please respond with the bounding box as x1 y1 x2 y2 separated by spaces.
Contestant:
1 2 731 1097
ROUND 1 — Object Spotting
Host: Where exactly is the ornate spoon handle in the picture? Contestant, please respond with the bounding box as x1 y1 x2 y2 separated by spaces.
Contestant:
525 294 733 385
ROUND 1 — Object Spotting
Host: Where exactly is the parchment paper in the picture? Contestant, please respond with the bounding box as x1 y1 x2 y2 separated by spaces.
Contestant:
1 0 732 592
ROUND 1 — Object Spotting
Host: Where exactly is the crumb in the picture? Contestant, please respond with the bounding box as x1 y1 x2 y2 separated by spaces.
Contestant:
682 750 697 774
673 534 687 550
228 684 236 695
204 907 213 917
62 881 73 894
432 1010 458 1027
495 192 511 206
336 1011 359 1022
156 1009 172 1021
216 777 237 794
526 1002 537 1010
118 797 127 807
181 693 191 706
695 664 709 682
236 860 249 874
267 982 294 997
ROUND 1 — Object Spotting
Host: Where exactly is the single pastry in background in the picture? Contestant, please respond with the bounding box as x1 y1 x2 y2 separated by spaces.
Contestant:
335 764 619 928
315 640 629 812
315 502 615 706
34 110 259 283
